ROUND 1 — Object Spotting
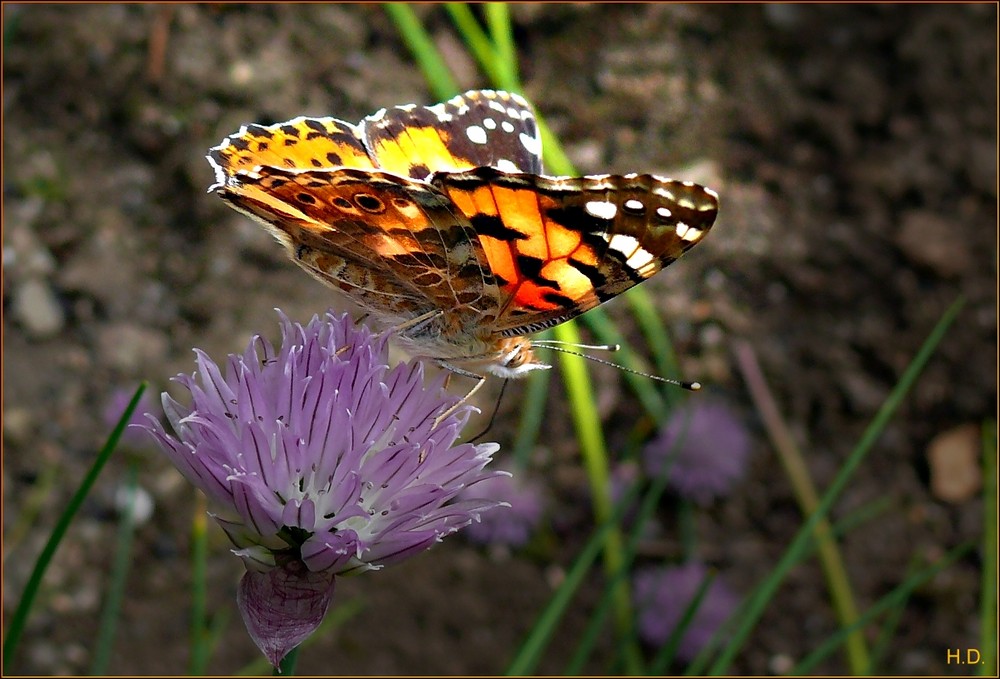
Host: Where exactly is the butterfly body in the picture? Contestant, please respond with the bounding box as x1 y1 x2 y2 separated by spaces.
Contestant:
208 90 718 379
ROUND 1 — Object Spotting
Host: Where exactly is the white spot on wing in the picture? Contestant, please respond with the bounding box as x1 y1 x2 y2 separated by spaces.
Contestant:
585 200 618 220
656 206 672 219
675 221 703 242
609 234 640 256
495 159 520 173
501 120 515 133
489 101 507 113
625 199 645 212
483 117 497 130
627 248 656 270
519 131 541 155
654 186 676 201
610 234 655 271
427 103 453 122
467 125 488 145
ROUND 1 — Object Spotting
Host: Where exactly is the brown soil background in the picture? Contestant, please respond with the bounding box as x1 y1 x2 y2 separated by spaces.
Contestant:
3 4 996 675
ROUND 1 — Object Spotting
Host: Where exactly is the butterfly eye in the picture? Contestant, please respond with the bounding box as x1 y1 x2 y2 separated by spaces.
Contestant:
354 193 385 212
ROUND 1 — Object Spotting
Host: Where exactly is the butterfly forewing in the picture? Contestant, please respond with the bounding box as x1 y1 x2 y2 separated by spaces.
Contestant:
432 167 719 335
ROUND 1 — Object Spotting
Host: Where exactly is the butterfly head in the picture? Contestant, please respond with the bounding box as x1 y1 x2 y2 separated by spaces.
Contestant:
483 337 552 379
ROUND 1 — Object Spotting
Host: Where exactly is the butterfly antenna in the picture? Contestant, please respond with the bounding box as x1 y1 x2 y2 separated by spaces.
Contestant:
468 378 509 442
534 342 701 391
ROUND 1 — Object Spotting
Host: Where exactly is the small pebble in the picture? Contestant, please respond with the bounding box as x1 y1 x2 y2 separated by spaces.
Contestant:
13 278 65 338
927 423 982 503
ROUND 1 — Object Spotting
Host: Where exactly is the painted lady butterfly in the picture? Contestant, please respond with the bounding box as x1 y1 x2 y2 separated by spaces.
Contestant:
207 89 718 384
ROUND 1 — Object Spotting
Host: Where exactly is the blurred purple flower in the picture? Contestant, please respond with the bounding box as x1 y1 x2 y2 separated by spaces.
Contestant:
103 387 156 448
610 459 641 508
633 561 738 662
461 470 545 548
643 400 751 505
137 311 503 666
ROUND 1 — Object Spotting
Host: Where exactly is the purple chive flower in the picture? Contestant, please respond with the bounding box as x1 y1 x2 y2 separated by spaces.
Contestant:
643 400 751 506
138 310 503 667
460 470 546 548
633 562 739 662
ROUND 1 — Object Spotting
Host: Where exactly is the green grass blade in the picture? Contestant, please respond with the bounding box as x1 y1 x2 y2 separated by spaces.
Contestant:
554 320 643 673
517 67 641 666
563 571 620 674
563 471 670 675
483 3 519 90
980 419 997 676
89 461 141 674
445 4 504 85
624 286 685 409
2 382 147 673
189 492 211 674
3 462 60 557
507 483 640 675
793 543 973 674
648 571 715 673
684 495 893 675
707 296 965 673
565 549 642 675
580 307 667 418
565 466 687 674
865 557 919 673
510 352 553 468
203 605 232 671
735 339 870 672
383 4 458 101
535 115 578 178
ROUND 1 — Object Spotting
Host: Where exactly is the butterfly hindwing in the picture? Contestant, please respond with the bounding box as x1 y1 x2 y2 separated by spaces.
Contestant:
361 89 542 180
218 165 503 320
207 116 376 190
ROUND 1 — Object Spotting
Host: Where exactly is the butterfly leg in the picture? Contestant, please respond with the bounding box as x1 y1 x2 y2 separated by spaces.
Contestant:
382 309 443 337
431 362 489 429
422 368 486 461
